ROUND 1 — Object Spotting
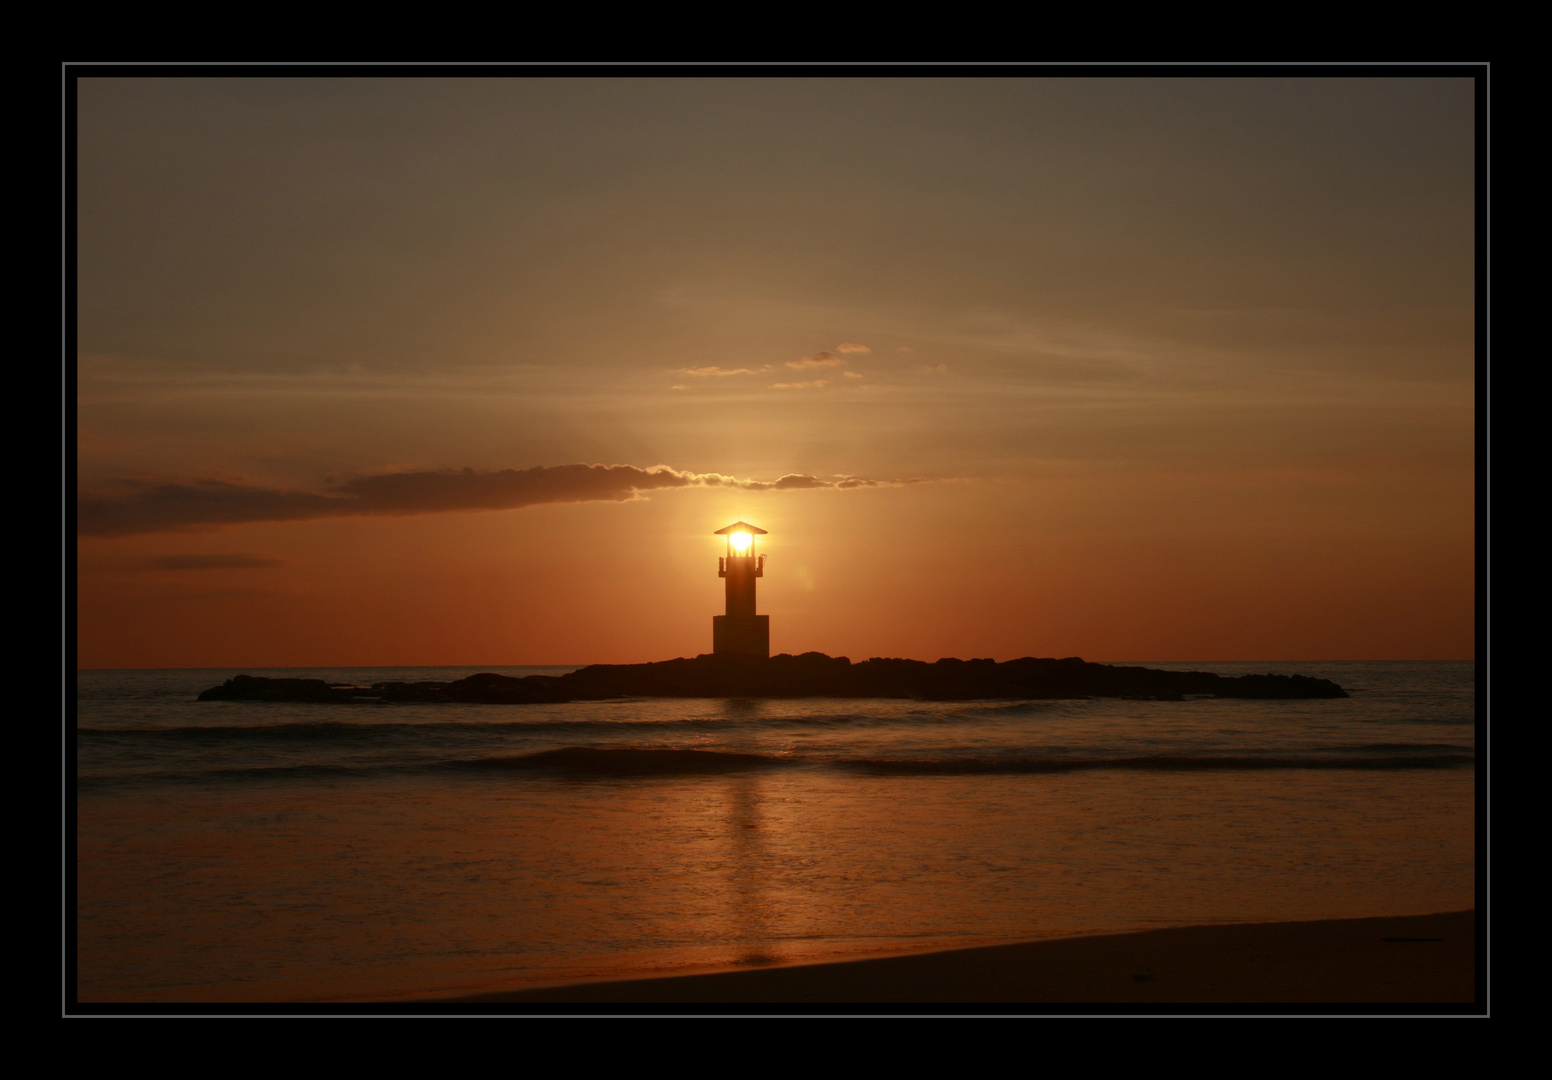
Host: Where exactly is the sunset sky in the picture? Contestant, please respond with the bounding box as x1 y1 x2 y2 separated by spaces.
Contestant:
75 76 1476 668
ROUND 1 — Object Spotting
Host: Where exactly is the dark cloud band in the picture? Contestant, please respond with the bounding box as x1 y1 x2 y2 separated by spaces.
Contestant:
78 464 901 537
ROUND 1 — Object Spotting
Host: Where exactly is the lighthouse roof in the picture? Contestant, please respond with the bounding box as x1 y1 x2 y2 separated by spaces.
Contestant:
714 521 767 535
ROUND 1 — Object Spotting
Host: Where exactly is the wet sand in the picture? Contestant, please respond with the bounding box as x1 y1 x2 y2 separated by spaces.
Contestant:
452 911 1475 1005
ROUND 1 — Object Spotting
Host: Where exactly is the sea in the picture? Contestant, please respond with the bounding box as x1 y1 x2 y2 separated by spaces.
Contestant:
73 660 1476 1003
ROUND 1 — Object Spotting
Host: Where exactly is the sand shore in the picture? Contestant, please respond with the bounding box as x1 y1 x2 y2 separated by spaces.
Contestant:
451 911 1476 1006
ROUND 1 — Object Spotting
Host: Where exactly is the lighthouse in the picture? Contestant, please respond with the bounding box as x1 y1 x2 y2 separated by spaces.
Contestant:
713 521 769 658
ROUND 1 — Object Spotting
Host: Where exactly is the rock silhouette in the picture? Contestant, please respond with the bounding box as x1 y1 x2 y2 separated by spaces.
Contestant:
197 653 1348 704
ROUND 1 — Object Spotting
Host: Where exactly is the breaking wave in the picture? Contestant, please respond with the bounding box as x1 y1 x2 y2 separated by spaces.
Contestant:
837 752 1474 775
450 746 791 776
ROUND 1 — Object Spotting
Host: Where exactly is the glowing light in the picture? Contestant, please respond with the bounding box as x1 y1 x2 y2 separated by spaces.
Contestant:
730 532 752 552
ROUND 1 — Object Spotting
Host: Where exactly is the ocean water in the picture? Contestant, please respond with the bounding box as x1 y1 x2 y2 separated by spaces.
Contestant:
74 661 1476 1003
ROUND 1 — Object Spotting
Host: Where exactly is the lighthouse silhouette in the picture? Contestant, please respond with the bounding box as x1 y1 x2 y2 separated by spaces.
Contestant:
713 521 769 658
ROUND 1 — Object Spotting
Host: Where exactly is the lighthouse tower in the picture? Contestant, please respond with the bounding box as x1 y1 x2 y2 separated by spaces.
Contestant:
713 521 769 658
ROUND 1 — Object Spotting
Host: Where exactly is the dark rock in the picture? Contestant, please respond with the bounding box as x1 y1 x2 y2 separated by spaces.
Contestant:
197 674 351 703
197 654 1347 704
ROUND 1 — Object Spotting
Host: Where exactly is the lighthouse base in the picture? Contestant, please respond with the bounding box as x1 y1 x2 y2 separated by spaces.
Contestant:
713 615 769 659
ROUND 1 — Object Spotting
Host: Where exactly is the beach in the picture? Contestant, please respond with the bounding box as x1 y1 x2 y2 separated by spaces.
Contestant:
76 662 1475 1004
453 911 1476 1006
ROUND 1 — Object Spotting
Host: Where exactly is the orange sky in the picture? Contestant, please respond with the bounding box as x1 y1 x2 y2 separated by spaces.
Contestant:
75 77 1476 667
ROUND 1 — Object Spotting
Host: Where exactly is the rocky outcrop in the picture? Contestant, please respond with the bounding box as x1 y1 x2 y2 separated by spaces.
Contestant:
196 674 353 703
198 652 1347 703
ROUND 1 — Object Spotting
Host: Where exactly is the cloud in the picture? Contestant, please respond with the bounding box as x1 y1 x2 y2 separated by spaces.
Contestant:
674 366 768 377
149 553 285 570
786 352 843 370
731 474 890 492
836 343 871 354
79 464 917 537
771 379 830 389
765 474 828 490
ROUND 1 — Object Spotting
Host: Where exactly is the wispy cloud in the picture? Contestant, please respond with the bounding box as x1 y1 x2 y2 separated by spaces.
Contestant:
835 343 871 354
786 352 843 370
79 464 918 537
673 365 769 377
771 379 830 389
